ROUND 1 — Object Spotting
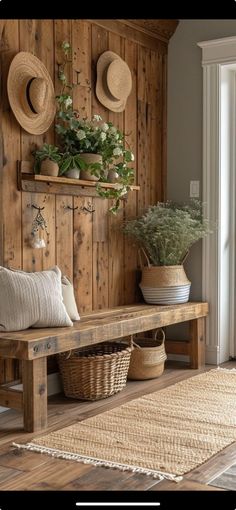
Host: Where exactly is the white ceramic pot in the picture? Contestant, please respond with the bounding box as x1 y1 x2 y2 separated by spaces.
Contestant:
64 168 80 179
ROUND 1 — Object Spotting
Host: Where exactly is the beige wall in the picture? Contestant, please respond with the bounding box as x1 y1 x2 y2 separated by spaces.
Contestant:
167 19 236 300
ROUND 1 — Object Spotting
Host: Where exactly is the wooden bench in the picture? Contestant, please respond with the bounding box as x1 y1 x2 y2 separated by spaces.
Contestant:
0 302 208 432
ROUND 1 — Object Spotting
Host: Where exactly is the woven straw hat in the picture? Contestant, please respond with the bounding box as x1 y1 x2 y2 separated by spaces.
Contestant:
96 51 132 113
7 52 56 135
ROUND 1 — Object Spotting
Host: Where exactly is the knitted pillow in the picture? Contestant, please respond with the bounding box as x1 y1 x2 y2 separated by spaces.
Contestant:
61 275 80 321
0 266 73 331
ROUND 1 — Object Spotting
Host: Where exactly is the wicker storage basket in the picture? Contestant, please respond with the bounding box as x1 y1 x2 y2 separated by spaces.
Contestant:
128 329 167 380
57 341 132 401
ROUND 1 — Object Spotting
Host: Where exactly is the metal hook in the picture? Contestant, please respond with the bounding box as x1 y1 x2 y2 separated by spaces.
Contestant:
63 203 95 214
63 205 79 211
80 202 95 214
27 203 45 212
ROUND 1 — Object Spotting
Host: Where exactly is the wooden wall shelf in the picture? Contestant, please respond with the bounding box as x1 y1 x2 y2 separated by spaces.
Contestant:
17 161 140 197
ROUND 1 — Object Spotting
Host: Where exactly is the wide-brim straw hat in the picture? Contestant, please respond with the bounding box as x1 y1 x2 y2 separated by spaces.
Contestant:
7 52 56 135
96 51 132 113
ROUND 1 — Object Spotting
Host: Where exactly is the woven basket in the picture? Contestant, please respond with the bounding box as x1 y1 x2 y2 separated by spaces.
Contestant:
141 265 190 288
128 329 167 380
138 248 191 304
57 341 132 401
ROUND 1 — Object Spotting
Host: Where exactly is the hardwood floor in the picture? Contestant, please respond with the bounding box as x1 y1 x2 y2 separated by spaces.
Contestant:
0 360 235 491
208 463 236 490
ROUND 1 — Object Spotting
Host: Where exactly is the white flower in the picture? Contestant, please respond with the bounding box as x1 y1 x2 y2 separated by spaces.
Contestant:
113 147 122 157
64 96 72 109
77 130 86 140
92 114 102 122
101 123 109 132
110 126 117 134
131 152 135 161
113 184 128 196
31 236 46 249
62 41 70 51
114 183 123 190
115 134 119 140
100 132 106 141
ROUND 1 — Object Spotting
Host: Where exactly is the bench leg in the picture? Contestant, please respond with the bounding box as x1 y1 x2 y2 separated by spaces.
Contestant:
22 358 47 432
189 317 205 369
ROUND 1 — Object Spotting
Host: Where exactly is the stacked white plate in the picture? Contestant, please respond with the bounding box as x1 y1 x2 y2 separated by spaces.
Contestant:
140 283 191 304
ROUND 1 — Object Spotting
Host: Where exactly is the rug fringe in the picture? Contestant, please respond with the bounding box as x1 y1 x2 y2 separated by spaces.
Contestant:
12 442 183 483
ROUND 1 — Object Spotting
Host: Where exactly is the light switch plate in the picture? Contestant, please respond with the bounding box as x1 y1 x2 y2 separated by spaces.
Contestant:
190 180 200 198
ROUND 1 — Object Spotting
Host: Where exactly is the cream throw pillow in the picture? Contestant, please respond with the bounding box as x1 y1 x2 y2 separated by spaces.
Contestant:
61 276 80 321
0 266 73 331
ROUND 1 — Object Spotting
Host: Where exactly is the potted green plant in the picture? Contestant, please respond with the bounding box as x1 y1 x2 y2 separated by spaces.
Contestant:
59 153 86 179
33 143 62 177
123 200 213 304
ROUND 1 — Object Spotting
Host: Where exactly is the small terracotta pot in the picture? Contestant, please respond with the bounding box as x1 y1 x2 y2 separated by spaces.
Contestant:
79 153 102 181
80 170 100 181
40 159 59 177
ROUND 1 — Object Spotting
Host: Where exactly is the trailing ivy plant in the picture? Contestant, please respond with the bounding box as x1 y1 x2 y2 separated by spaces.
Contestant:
96 165 135 214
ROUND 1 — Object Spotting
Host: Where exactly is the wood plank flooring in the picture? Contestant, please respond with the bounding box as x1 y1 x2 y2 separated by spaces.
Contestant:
0 360 235 491
208 463 236 491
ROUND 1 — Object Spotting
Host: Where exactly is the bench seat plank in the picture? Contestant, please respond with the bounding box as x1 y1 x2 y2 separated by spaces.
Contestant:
0 302 209 360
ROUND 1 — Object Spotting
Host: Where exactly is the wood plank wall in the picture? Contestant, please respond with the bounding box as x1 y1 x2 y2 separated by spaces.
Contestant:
0 19 170 382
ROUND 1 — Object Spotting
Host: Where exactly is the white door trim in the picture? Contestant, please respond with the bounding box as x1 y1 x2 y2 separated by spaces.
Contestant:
198 37 236 364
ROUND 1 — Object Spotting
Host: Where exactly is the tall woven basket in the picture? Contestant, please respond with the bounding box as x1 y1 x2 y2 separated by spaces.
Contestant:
128 328 167 380
57 341 132 401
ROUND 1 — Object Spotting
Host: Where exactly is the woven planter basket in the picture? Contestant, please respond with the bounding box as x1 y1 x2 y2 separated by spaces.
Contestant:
141 265 190 288
57 341 132 401
139 249 191 304
128 329 167 380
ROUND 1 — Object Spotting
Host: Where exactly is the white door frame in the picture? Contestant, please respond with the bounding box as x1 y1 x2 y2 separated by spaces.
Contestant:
198 37 236 364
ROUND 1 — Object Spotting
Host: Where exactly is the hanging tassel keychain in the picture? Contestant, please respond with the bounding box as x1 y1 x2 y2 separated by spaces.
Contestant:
30 205 49 249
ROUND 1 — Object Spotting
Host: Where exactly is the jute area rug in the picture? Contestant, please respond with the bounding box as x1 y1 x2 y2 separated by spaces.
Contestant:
14 368 236 483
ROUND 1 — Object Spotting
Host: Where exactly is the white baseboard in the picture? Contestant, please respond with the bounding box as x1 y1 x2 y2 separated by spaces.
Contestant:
0 406 8 413
168 349 220 366
47 372 62 395
0 372 62 414
205 345 219 365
